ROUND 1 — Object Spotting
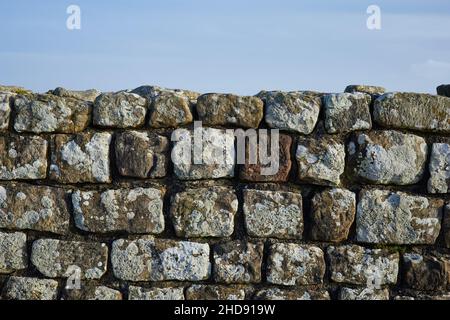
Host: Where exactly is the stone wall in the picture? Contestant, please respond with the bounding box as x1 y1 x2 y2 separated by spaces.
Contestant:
0 83 449 300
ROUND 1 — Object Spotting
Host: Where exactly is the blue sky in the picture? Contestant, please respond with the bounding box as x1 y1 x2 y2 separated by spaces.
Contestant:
1 0 449 94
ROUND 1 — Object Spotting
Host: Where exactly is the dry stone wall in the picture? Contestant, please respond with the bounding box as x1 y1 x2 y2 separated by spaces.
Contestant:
0 83 449 300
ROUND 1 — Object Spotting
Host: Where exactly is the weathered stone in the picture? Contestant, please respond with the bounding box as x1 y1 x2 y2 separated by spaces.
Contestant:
243 189 303 239
170 187 237 238
14 93 91 133
356 189 443 244
129 286 184 300
111 237 210 281
213 241 263 284
50 132 112 183
437 84 450 97
323 93 372 133
93 92 147 128
296 137 345 186
0 231 27 273
257 91 320 134
115 131 169 178
172 127 235 180
3 277 59 300
0 135 47 180
267 243 325 286
131 85 200 105
0 85 31 95
149 92 193 127
239 134 292 182
344 85 386 95
403 253 447 291
444 204 450 248
374 92 450 133
63 284 122 300
254 288 330 300
428 143 450 193
348 131 428 185
49 87 101 103
0 184 70 234
0 92 12 130
186 285 245 300
310 188 356 242
72 187 164 234
196 93 264 128
31 239 108 279
327 245 399 285
338 287 389 300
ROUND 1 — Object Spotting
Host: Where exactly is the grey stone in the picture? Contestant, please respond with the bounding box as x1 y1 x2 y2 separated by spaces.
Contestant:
0 92 12 130
170 187 238 238
327 245 399 285
444 204 450 248
428 143 450 193
254 288 330 300
338 287 389 300
323 93 372 133
0 231 27 273
348 131 428 185
131 85 200 105
3 277 59 300
403 253 448 291
344 85 386 95
186 285 245 300
129 286 184 300
267 243 325 286
63 284 122 300
49 87 101 103
243 189 303 239
72 187 164 234
357 189 443 244
149 92 193 128
437 84 450 97
0 85 31 95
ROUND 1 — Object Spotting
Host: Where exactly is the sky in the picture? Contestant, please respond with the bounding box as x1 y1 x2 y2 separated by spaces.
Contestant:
1 0 449 95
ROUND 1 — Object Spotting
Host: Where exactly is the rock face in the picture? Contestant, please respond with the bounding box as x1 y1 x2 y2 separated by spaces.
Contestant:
50 132 112 183
14 94 91 133
347 131 428 185
115 131 169 178
3 277 59 300
428 143 450 193
196 93 264 128
186 285 245 300
267 243 325 286
213 241 264 284
437 84 450 97
254 288 330 300
0 92 12 130
327 245 399 285
111 238 210 281
171 127 235 180
257 91 321 134
338 287 389 300
93 92 147 128
63 284 122 300
170 187 238 238
444 204 450 248
310 188 356 242
403 253 448 291
344 85 385 95
149 92 193 128
31 239 108 279
0 231 28 273
296 137 345 186
49 87 101 103
129 286 184 300
72 187 164 234
0 184 70 234
243 189 303 239
131 85 200 105
323 93 372 133
0 135 48 180
356 189 443 244
374 92 450 133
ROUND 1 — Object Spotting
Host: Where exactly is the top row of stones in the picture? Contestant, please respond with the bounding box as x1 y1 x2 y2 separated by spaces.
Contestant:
1 84 449 134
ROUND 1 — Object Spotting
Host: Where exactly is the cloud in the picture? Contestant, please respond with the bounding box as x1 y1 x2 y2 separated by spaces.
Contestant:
411 59 450 80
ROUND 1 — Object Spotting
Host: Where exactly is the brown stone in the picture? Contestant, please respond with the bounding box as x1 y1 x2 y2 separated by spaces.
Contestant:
403 253 448 291
186 285 245 300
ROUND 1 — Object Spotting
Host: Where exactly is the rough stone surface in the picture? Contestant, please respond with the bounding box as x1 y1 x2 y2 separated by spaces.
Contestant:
0 135 48 180
50 132 112 183
444 204 450 248
3 277 59 300
257 91 321 134
344 85 386 95
323 93 372 133
296 137 345 186
170 187 238 238
171 127 235 180
374 92 450 133
72 187 164 234
348 131 428 185
0 92 12 131
267 243 325 286
356 189 443 244
338 287 389 300
196 93 264 128
93 92 147 128
115 131 169 178
131 85 200 105
31 239 108 279
437 84 450 97
428 143 450 193
149 92 193 127
243 189 303 239
327 245 399 285
213 241 263 284
254 288 330 300
310 188 356 242
403 253 448 291
63 284 122 300
239 134 292 182
49 87 101 103
186 285 245 300
111 238 211 281
14 94 91 133
129 286 184 300
0 184 70 234
0 231 27 273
